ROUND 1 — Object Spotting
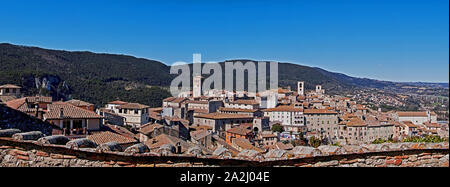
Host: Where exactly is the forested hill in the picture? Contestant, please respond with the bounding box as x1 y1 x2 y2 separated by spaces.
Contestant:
0 43 173 107
0 43 447 107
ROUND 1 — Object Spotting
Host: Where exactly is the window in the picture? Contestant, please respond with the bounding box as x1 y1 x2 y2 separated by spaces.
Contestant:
73 120 83 129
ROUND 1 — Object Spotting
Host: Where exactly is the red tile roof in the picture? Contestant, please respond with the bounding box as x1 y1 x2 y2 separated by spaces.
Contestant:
263 105 303 112
108 100 128 105
230 99 259 105
195 113 254 120
119 103 149 109
233 138 264 152
219 107 259 113
65 99 93 107
0 84 21 89
88 131 137 145
397 111 428 117
44 102 103 120
304 109 338 114
227 126 252 136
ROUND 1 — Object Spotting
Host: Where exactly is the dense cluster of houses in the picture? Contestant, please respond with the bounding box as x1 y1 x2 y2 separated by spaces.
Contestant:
1 81 448 155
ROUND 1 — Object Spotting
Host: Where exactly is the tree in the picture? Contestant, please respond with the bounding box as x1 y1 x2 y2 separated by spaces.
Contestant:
271 123 284 133
309 136 321 148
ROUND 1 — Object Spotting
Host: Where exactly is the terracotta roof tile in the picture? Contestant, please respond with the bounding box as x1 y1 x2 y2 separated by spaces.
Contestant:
195 113 254 120
119 103 149 109
230 99 259 105
304 109 338 114
65 99 93 107
88 131 137 145
227 126 252 136
44 102 103 119
0 84 21 89
397 111 428 117
263 106 303 112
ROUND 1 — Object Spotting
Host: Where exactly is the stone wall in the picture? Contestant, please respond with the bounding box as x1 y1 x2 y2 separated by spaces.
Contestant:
1 138 448 167
0 105 54 135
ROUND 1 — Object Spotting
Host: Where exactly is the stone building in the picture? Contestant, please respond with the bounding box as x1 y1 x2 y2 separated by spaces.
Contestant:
115 102 150 128
0 84 21 97
396 111 437 125
44 102 103 134
304 109 339 142
263 105 306 133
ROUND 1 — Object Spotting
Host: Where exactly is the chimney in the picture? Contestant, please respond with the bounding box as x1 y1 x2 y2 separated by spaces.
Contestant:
34 104 39 118
176 142 182 154
60 108 64 119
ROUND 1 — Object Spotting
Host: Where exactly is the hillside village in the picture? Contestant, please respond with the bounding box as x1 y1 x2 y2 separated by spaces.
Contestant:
0 77 449 157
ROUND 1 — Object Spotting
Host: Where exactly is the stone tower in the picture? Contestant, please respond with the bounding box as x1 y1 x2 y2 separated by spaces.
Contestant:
297 81 305 96
193 76 202 98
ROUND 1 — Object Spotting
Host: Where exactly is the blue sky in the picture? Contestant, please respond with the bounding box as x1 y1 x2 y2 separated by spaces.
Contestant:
0 0 448 82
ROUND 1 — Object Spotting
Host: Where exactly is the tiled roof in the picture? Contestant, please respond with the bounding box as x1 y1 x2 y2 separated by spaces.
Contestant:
397 111 428 117
149 112 162 120
101 124 138 139
261 133 277 138
139 123 163 135
119 103 149 109
108 100 128 105
345 119 367 127
0 96 17 103
88 131 137 145
186 100 209 104
195 113 253 120
44 102 103 120
0 84 21 89
277 88 292 94
230 99 259 105
144 134 194 153
149 107 163 113
233 138 264 152
227 126 252 136
219 107 258 113
25 96 52 103
263 106 303 112
274 142 294 150
423 122 441 128
189 108 209 114
163 97 176 102
190 129 211 141
171 97 189 104
5 98 27 110
403 121 418 128
65 99 93 107
304 109 338 114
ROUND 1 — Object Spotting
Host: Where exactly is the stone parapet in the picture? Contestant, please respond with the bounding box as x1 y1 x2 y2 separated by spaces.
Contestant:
1 138 448 167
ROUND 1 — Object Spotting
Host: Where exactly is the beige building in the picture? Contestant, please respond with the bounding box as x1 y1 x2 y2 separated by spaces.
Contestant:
44 102 103 135
0 84 21 96
337 119 367 145
396 111 437 125
117 103 150 127
193 113 255 136
304 109 339 141
263 105 306 133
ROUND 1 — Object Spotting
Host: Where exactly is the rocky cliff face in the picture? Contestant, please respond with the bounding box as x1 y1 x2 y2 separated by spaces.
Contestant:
21 74 72 101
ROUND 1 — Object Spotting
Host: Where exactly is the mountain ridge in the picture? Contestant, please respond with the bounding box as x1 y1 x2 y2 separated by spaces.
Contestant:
0 43 447 107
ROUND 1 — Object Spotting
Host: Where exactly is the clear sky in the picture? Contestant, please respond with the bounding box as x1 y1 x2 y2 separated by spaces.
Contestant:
0 0 448 82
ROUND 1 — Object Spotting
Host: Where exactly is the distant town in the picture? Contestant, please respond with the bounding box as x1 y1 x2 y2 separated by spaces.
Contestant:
1 73 448 160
